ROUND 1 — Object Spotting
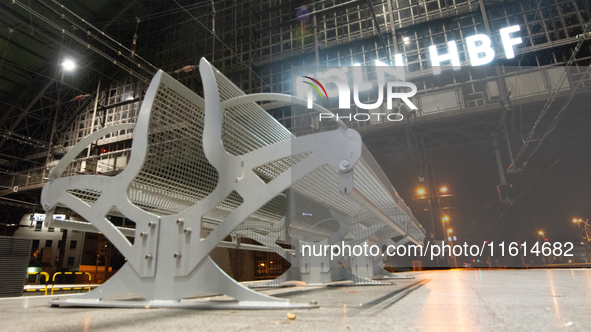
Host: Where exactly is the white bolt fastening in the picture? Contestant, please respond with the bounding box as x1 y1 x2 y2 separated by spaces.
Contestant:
339 160 350 170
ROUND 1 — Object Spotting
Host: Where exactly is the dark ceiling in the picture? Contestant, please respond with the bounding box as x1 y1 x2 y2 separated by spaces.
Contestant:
0 0 211 168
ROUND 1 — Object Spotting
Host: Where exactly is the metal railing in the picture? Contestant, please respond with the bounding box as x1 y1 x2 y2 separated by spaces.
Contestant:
24 272 50 295
0 167 49 190
24 271 92 295
0 149 131 195
50 272 92 295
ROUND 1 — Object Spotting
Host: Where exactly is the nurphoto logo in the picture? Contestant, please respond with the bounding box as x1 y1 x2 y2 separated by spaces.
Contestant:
302 76 329 101
303 73 417 123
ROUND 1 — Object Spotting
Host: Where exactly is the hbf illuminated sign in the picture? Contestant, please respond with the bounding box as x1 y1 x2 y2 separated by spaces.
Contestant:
295 25 523 101
429 25 523 74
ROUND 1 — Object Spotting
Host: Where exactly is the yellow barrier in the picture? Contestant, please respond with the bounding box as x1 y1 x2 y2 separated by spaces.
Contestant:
51 272 92 295
26 272 50 295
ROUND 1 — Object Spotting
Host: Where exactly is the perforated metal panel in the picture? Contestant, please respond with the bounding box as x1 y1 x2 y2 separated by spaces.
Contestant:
67 189 102 206
128 84 218 216
125 74 292 222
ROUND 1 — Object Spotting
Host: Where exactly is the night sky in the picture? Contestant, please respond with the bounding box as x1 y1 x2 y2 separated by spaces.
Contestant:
378 113 591 247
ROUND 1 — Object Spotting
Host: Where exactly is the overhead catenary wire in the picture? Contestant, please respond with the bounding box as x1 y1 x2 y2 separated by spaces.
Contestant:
515 54 591 144
505 0 544 115
130 0 341 39
130 17 140 57
483 158 561 236
509 0 550 143
515 32 584 160
517 0 544 68
91 0 335 29
11 0 151 82
365 0 392 66
90 2 217 27
517 64 591 168
171 0 275 92
0 58 90 95
512 20 591 168
38 0 156 76
48 0 158 73
0 131 48 149
512 0 561 142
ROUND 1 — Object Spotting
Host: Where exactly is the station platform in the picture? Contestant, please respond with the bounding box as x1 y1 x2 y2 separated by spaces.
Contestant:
2 269 590 331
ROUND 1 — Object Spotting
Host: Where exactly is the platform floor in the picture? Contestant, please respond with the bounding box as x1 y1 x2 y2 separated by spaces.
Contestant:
2 269 590 331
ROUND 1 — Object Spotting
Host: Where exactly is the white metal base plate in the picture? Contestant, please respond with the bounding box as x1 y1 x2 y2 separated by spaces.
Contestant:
49 297 319 310
372 274 415 280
